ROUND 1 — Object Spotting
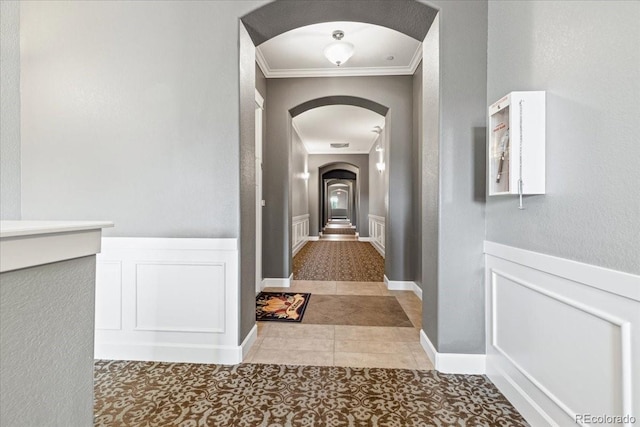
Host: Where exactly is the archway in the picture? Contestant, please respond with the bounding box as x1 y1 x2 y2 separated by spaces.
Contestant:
238 0 441 352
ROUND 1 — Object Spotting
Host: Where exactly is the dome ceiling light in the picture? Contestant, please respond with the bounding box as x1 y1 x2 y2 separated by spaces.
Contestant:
323 30 354 67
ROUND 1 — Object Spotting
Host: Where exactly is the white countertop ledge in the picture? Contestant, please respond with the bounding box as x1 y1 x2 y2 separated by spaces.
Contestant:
1 221 114 273
0 220 113 238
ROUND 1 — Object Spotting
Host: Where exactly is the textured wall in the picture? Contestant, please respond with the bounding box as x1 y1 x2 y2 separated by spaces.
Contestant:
265 76 413 280
486 0 640 275
0 257 96 426
420 16 440 350
412 62 423 286
419 0 488 354
19 1 262 238
238 22 258 344
291 128 309 217
0 1 21 220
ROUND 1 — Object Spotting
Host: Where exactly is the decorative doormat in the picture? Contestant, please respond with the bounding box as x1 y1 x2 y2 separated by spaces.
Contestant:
256 292 311 322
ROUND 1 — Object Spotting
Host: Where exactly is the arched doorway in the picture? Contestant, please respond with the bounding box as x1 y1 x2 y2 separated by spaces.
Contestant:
238 0 442 356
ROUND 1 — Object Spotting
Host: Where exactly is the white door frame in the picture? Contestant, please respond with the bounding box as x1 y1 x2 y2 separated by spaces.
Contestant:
255 89 265 294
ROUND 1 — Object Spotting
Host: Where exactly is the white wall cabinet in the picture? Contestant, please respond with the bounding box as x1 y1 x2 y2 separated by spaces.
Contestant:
488 91 545 196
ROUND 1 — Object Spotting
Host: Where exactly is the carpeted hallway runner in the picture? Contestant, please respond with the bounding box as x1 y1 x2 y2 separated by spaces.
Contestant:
293 241 384 281
94 361 528 426
302 295 413 327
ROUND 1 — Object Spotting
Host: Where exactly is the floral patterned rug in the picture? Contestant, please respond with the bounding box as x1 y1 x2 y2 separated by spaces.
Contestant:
94 361 529 426
256 292 311 322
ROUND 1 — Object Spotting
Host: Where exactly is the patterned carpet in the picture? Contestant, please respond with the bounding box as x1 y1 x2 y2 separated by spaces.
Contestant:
293 241 384 281
94 361 528 426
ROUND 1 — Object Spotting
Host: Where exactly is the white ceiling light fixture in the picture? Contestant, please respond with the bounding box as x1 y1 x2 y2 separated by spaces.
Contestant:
323 30 354 67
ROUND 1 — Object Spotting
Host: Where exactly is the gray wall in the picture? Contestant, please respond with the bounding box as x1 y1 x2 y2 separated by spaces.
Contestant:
291 128 309 217
420 0 488 354
368 133 386 217
420 18 440 350
19 0 262 238
486 0 640 275
0 0 21 220
309 155 369 237
1 257 96 426
265 76 413 281
238 22 258 344
412 61 423 286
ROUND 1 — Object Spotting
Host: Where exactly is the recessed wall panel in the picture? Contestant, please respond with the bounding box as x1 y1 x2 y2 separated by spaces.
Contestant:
135 263 225 333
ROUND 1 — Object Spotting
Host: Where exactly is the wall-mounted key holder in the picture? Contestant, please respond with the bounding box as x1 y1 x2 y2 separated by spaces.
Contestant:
488 91 546 206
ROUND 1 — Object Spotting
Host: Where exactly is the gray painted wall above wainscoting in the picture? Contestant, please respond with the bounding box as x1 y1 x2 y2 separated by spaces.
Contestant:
19 0 263 238
291 129 309 218
486 0 640 275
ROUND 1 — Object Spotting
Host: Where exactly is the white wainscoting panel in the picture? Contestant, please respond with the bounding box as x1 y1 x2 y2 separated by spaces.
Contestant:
95 237 241 364
95 261 122 330
485 241 640 426
368 214 385 258
135 263 225 333
292 214 310 257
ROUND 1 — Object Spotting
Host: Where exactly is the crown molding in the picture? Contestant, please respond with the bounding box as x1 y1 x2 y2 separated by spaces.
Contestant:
407 43 423 74
255 44 423 79
255 46 270 77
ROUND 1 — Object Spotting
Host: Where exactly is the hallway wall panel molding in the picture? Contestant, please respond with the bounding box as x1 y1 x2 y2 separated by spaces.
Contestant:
292 214 310 257
484 241 640 426
94 237 241 364
368 214 385 258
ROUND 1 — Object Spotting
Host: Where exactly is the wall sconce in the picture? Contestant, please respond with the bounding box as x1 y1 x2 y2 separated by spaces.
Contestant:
376 162 385 173
301 172 310 180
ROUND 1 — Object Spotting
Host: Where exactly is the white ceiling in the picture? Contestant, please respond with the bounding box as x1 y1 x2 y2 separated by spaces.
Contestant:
257 21 422 78
293 105 385 155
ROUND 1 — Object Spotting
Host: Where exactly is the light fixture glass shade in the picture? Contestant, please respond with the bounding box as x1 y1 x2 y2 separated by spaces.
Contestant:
324 41 354 66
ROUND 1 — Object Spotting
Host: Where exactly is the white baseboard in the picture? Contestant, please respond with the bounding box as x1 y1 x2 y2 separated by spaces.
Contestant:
419 329 486 374
308 236 319 241
262 273 293 288
241 324 258 360
95 237 241 364
94 341 242 365
358 236 372 242
484 241 640 426
384 275 422 300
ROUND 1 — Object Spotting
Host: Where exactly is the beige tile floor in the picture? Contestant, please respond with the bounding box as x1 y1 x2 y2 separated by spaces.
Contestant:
246 280 433 370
